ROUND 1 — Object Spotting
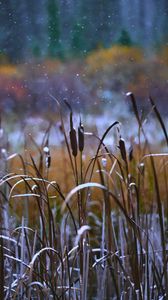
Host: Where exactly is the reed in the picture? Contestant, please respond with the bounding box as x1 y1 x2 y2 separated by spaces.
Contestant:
0 94 168 299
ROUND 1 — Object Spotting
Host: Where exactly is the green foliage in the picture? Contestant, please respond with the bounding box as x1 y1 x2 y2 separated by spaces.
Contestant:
71 21 88 56
32 44 41 58
0 51 9 64
117 29 133 46
47 0 60 57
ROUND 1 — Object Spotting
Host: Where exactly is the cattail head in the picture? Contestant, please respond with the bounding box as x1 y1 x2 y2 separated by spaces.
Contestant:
69 112 78 157
128 145 133 161
64 100 78 157
119 137 127 162
70 128 78 157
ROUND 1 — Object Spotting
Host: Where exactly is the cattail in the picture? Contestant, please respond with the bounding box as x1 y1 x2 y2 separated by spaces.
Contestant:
43 146 51 168
126 92 141 128
128 145 133 161
70 128 78 157
64 100 78 157
70 112 78 157
119 137 127 162
78 119 84 152
45 155 51 168
43 146 49 154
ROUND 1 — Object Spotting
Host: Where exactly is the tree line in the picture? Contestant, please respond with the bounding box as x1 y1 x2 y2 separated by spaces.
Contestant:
0 0 168 62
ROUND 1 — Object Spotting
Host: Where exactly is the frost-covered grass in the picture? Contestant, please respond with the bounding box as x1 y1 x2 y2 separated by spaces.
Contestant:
0 93 168 299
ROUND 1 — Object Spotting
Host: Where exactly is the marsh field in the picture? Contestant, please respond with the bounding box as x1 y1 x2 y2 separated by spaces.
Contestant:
1 49 168 299
2 1 168 298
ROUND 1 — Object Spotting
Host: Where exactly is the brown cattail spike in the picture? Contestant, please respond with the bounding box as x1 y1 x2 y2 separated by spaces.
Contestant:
128 145 133 161
69 111 78 157
64 100 78 157
119 137 127 162
70 128 78 157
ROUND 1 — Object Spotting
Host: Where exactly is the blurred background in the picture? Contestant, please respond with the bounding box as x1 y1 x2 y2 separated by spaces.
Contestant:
1 0 168 147
1 0 168 61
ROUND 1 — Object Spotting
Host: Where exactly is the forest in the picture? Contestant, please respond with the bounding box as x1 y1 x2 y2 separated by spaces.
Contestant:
1 0 168 61
0 1 168 299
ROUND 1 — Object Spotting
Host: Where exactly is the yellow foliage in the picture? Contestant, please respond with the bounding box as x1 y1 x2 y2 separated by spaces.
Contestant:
18 59 62 78
0 59 62 80
86 45 144 73
159 45 168 65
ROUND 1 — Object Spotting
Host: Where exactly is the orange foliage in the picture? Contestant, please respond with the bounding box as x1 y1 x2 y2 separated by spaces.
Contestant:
42 59 62 74
159 45 168 65
0 77 27 101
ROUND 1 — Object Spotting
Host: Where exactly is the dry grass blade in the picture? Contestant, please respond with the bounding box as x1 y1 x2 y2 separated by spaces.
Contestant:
64 99 78 157
75 225 90 245
1 92 168 298
49 93 76 178
0 237 4 300
149 96 168 147
88 121 119 182
127 92 142 128
62 182 107 211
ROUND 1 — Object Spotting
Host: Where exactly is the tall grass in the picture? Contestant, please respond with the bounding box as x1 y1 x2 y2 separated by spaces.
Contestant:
0 94 168 299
